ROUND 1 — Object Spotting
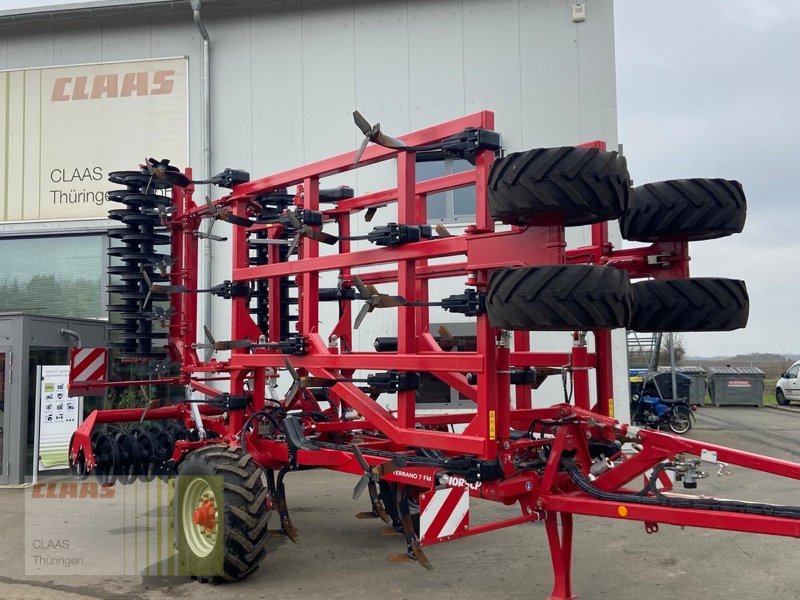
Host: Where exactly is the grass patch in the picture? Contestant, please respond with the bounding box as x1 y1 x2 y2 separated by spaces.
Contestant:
763 378 777 405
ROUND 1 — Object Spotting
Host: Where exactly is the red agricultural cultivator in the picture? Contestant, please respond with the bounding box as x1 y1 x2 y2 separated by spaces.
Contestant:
67 110 797 599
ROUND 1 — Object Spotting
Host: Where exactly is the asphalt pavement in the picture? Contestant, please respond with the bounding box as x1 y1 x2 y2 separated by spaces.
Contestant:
1 406 799 600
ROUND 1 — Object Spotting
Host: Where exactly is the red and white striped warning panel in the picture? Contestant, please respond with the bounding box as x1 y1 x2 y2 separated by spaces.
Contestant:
68 347 108 396
419 486 469 543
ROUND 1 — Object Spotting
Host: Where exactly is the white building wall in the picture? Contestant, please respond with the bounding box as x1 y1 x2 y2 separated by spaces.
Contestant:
0 0 628 419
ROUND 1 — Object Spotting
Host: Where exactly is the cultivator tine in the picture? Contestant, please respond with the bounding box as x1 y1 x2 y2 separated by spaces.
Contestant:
284 209 303 230
352 111 408 166
397 486 433 571
205 197 253 229
285 233 300 258
282 209 339 253
368 482 393 525
142 268 190 296
144 157 192 188
352 275 371 299
402 515 432 570
352 276 407 329
353 474 370 502
283 359 304 405
191 325 217 361
373 457 407 477
353 110 372 136
306 229 339 245
376 294 407 309
203 325 215 348
353 302 373 330
351 444 373 500
360 460 405 525
215 338 254 351
276 467 298 542
364 207 377 222
354 136 371 165
353 111 375 165
284 359 336 404
140 306 175 328
435 224 453 238
351 445 407 523
224 212 255 228
284 358 300 381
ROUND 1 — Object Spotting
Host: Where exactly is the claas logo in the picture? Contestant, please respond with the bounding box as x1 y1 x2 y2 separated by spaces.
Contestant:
31 482 115 499
51 70 175 101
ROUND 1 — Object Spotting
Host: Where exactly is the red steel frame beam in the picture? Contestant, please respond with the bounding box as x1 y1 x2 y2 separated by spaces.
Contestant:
71 110 800 600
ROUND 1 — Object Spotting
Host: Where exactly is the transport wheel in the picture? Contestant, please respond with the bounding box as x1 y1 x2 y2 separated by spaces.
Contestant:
488 146 630 226
620 178 746 242
629 278 749 332
486 265 632 331
776 389 788 406
175 446 271 582
668 407 692 435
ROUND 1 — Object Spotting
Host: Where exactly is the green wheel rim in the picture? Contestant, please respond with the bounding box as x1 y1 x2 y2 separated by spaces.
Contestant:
182 478 219 557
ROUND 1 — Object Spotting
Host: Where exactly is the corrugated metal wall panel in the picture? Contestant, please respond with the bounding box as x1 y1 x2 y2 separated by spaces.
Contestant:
519 0 580 147
5 24 56 69
463 0 523 152
53 21 102 65
98 19 152 62
250 6 305 174
407 0 465 128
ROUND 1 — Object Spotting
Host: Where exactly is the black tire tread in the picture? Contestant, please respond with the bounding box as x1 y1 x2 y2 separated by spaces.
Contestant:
629 278 749 332
486 265 632 331
776 389 788 406
177 446 271 582
488 146 630 226
620 178 746 242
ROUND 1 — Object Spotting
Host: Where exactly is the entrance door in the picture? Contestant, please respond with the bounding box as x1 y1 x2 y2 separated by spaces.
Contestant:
0 347 10 484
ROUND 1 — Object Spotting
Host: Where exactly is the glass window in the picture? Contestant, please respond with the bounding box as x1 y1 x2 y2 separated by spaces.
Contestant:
416 156 476 225
0 235 104 318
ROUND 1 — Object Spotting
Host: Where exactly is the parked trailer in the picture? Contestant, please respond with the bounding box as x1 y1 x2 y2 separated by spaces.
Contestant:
66 111 781 599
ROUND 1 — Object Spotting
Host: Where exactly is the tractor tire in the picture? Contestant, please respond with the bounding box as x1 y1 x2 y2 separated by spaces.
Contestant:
629 278 749 332
488 146 630 226
620 178 746 242
486 265 632 331
175 445 271 582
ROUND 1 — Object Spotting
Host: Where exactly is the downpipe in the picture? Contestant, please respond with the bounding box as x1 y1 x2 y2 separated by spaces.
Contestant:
189 0 213 348
60 328 81 347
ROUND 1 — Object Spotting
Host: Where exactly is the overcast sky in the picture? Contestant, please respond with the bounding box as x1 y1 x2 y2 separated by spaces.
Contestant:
1 0 795 358
615 0 799 358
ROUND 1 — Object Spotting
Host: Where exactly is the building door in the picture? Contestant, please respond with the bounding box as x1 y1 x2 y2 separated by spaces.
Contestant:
0 347 10 484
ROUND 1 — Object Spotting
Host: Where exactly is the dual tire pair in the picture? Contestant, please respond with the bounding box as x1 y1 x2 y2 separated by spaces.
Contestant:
486 146 748 333
486 265 749 333
489 146 746 241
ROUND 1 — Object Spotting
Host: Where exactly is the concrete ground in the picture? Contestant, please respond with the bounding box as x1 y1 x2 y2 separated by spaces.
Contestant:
2 406 800 600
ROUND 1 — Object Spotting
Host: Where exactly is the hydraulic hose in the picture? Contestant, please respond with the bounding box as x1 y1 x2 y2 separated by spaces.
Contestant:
562 458 800 519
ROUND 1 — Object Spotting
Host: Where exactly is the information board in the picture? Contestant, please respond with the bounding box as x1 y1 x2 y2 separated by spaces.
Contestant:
34 365 82 472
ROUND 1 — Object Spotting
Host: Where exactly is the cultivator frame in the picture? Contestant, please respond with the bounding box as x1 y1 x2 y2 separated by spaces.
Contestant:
67 111 799 599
